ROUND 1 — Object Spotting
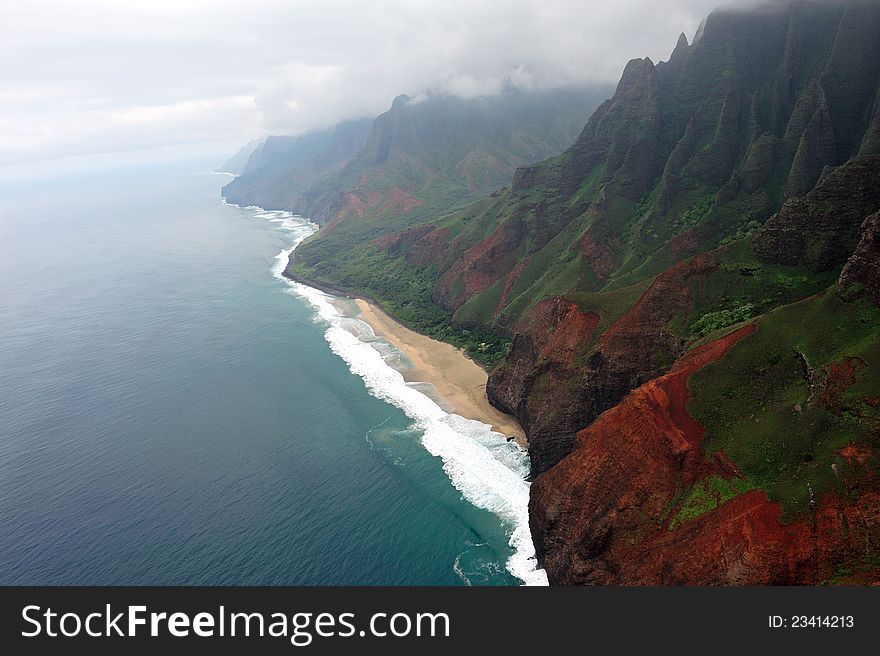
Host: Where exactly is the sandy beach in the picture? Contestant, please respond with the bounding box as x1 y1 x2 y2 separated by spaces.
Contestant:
353 299 526 445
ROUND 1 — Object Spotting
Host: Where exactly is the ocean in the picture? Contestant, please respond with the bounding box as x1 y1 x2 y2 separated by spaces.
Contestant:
0 160 544 586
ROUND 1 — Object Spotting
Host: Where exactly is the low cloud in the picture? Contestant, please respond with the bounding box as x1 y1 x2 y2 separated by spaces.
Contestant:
0 0 736 166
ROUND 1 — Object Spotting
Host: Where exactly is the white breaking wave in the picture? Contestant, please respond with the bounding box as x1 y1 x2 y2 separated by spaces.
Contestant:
243 203 547 586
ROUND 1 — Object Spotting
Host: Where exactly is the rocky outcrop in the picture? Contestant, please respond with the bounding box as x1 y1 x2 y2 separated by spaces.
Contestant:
486 298 601 474
488 254 718 474
838 211 880 305
753 154 880 270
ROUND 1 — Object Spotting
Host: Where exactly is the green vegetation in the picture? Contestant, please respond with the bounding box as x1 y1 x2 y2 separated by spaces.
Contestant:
244 4 880 580
688 288 880 521
689 304 755 337
719 219 761 246
822 551 880 585
669 475 755 529
566 280 652 349
674 195 714 231
291 249 510 368
667 239 838 341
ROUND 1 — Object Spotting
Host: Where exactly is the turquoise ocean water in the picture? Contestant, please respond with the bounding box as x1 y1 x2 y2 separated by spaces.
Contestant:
0 160 544 585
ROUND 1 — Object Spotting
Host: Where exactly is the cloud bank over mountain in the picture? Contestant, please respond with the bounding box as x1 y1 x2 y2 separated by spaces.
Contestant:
0 0 738 165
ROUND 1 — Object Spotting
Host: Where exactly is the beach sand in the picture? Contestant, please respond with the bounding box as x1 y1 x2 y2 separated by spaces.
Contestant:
353 299 526 445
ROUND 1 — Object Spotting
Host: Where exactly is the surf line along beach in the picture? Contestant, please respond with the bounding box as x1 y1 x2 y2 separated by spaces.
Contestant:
350 299 526 446
280 268 527 446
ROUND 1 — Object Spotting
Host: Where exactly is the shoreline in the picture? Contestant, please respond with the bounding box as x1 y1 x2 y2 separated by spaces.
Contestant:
282 267 526 445
352 299 527 445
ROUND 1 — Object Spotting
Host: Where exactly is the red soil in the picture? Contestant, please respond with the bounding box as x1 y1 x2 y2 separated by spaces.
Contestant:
819 356 867 414
580 233 617 280
406 227 451 269
713 450 745 479
598 253 717 350
344 192 367 217
366 187 422 215
372 223 452 270
840 443 873 467
373 224 435 252
658 324 757 449
436 223 518 309
669 227 700 260
531 321 880 585
526 298 600 361
493 257 531 319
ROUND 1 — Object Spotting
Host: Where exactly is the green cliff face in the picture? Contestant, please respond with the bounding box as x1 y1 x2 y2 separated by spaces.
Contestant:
278 88 610 364
292 1 880 477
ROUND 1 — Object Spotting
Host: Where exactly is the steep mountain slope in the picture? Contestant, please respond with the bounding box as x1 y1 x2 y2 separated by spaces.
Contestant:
286 88 610 284
222 119 373 211
219 139 261 175
280 0 880 584
224 88 608 223
322 0 880 472
532 280 880 584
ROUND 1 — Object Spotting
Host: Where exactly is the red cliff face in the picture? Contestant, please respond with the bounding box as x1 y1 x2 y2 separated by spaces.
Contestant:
434 221 523 311
530 324 880 585
372 224 453 270
488 254 718 474
486 297 600 472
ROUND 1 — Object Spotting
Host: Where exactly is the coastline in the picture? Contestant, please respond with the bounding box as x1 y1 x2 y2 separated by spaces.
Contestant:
282 268 526 445
352 299 526 445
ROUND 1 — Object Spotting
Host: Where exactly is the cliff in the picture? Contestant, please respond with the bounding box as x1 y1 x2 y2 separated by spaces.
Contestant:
222 119 373 211
219 139 260 175
522 1 880 583
280 87 611 367
286 88 610 290
254 0 880 584
343 1 880 480
838 210 880 305
533 270 880 583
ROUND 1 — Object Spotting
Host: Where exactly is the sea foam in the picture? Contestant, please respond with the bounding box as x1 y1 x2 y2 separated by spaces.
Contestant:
250 204 547 586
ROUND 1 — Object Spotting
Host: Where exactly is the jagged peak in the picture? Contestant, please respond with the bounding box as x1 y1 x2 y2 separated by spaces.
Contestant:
665 32 691 66
674 31 689 52
390 94 413 109
616 57 657 91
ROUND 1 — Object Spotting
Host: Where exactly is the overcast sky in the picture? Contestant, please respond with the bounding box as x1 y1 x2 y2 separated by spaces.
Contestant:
0 0 735 169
